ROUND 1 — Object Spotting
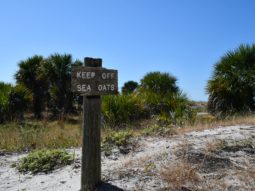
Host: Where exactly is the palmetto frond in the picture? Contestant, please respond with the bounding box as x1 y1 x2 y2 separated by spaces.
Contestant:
207 44 255 115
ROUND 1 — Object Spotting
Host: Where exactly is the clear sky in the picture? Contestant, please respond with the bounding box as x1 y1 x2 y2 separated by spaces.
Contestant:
0 0 255 101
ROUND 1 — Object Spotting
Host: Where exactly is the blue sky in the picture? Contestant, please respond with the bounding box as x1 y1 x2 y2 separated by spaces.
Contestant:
0 0 255 101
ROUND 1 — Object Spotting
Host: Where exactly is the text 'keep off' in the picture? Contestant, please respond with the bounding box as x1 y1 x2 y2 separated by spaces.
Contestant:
71 66 118 95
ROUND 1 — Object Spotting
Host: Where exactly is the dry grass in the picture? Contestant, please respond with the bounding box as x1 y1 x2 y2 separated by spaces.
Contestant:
160 162 201 190
160 141 201 190
178 115 255 134
0 121 82 152
203 139 226 155
1 114 255 152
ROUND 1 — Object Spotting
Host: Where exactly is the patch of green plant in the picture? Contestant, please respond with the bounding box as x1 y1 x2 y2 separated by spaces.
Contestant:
215 138 254 152
142 124 176 136
138 85 196 126
195 113 216 124
0 82 12 123
102 94 146 126
16 149 73 174
144 162 156 173
207 44 255 116
19 121 45 129
103 130 133 147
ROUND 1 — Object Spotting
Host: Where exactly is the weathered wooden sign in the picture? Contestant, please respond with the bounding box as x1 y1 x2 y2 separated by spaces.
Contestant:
71 58 118 191
71 66 118 95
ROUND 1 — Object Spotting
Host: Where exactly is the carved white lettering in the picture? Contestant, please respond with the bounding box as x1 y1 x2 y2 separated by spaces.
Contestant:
98 85 102 91
77 84 91 92
102 73 114 80
76 72 96 79
98 84 115 92
77 72 81 78
111 84 115 91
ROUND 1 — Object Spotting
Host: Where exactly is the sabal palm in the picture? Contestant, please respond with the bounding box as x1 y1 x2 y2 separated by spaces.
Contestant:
0 82 12 122
42 54 73 116
207 44 255 115
140 72 179 95
122 81 138 94
15 55 46 118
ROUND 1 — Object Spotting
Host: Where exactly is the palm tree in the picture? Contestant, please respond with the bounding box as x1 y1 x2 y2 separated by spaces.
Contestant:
207 44 255 115
0 82 12 123
121 81 138 94
15 55 47 119
8 84 31 121
41 53 74 117
140 72 179 95
139 71 180 115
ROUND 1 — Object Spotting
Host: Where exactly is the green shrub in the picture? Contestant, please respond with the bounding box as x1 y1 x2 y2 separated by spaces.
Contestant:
207 44 255 116
0 83 31 123
195 113 216 124
122 80 138 94
8 84 31 121
102 94 146 126
165 92 196 126
142 124 177 136
137 72 195 126
0 82 12 123
103 130 133 147
138 89 196 126
140 72 179 95
17 149 73 174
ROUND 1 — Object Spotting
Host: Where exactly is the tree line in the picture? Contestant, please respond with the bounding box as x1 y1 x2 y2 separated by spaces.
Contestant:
0 53 192 125
1 54 83 122
1 44 255 123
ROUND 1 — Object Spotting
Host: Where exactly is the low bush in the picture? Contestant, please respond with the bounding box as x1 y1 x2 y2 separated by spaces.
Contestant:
8 84 31 120
103 130 133 147
0 83 31 123
102 94 147 126
0 82 12 123
141 124 177 136
138 89 196 126
16 149 73 174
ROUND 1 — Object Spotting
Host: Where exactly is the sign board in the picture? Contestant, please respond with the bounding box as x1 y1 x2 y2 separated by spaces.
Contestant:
71 66 118 95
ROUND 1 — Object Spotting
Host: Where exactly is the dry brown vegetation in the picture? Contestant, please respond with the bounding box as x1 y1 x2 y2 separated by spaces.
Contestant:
178 114 255 134
160 133 255 191
1 114 255 153
0 120 82 151
160 162 201 191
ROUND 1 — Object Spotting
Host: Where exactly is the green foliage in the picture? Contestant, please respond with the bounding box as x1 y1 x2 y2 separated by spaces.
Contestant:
15 55 47 118
165 92 196 126
17 149 73 174
207 44 255 116
0 83 31 123
139 71 184 117
8 84 31 120
103 130 133 147
141 124 176 136
138 87 195 126
102 94 147 126
195 113 216 124
122 80 138 94
41 54 74 116
14 54 82 119
214 138 254 152
0 82 12 123
140 71 179 95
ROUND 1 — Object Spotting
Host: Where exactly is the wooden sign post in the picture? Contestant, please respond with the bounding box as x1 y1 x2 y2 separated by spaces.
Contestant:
71 57 118 191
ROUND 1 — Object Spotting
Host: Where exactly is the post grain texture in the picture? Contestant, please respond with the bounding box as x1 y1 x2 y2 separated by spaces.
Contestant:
81 58 102 191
